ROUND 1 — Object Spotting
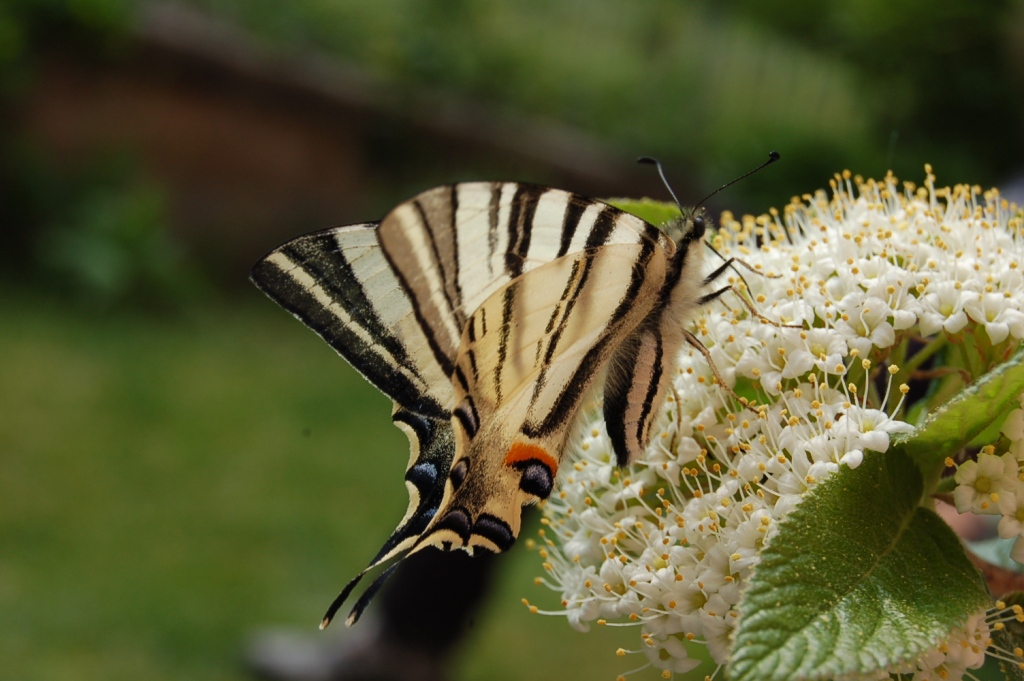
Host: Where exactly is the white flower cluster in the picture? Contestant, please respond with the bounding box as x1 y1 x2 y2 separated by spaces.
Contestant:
531 169 1024 680
953 394 1024 561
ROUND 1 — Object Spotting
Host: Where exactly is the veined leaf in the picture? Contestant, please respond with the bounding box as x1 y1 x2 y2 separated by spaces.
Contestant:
895 344 1024 472
729 448 990 681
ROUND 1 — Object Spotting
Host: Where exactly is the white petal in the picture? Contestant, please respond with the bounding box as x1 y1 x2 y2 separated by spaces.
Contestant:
985 321 1010 344
860 431 890 453
918 312 943 337
997 514 1022 540
1002 408 1024 442
840 449 864 467
952 484 978 514
943 310 969 334
892 309 917 331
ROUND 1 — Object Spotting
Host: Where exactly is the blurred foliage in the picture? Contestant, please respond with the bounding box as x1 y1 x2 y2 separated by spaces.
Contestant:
2 148 204 309
0 0 133 95
0 295 632 681
3 0 1023 297
0 0 203 310
177 0 1024 202
607 196 681 228
181 0 878 206
36 160 204 309
732 0 1024 191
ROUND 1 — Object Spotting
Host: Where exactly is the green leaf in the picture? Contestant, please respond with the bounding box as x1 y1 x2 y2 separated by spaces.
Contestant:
604 197 681 228
729 449 990 681
992 592 1024 681
894 344 1024 472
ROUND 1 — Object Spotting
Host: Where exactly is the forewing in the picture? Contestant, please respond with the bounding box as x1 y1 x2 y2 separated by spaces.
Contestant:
252 185 671 420
251 224 452 419
374 183 671 380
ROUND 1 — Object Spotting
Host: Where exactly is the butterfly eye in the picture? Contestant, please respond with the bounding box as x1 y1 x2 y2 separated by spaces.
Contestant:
449 458 469 491
515 460 554 499
692 214 706 239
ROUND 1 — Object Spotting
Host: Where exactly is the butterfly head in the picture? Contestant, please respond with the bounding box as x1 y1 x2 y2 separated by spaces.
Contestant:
663 205 710 248
639 151 779 249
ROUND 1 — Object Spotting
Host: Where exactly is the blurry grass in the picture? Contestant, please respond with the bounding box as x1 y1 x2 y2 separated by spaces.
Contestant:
0 293 630 681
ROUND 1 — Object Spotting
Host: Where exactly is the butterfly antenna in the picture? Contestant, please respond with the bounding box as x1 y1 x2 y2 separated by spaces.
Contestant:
694 151 780 211
639 152 782 302
637 156 685 213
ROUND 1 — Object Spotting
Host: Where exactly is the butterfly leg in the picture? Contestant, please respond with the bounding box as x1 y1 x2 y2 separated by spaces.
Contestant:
701 246 755 295
704 241 784 280
702 240 780 296
698 283 802 330
702 254 740 286
681 328 759 413
700 260 766 321
697 284 731 306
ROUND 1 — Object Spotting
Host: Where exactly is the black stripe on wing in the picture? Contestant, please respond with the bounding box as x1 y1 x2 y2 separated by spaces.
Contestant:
379 246 460 382
556 198 587 258
583 204 620 249
413 195 464 336
522 239 661 440
527 255 594 405
486 183 501 279
251 227 448 420
603 323 665 466
493 285 518 406
505 184 544 279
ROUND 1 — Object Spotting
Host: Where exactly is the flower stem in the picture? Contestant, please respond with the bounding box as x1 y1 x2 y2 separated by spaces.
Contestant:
901 335 947 378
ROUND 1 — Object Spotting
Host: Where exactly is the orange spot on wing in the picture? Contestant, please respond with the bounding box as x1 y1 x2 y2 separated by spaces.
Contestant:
504 442 558 476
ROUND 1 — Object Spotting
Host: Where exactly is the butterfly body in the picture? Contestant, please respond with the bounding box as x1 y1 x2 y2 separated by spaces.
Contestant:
252 182 710 626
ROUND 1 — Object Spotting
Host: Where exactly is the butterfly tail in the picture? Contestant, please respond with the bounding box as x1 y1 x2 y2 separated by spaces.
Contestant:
320 570 368 629
319 539 420 629
321 409 455 629
344 562 403 627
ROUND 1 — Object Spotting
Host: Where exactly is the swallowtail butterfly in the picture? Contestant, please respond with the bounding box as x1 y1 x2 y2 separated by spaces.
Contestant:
252 167 771 628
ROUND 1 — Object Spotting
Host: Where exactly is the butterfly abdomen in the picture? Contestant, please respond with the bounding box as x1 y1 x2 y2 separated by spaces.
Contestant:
602 212 709 466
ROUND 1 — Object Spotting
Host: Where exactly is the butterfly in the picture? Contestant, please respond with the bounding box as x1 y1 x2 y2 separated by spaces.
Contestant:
252 179 747 628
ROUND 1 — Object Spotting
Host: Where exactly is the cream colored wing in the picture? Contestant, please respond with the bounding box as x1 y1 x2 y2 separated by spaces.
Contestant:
412 242 669 557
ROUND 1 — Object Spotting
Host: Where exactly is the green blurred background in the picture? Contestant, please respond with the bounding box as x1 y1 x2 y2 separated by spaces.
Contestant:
2 1 1023 679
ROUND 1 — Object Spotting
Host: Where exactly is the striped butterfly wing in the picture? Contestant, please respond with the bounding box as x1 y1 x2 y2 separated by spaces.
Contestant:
370 183 670 382
253 183 669 416
252 223 453 420
253 182 703 627
410 242 670 556
252 225 458 585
